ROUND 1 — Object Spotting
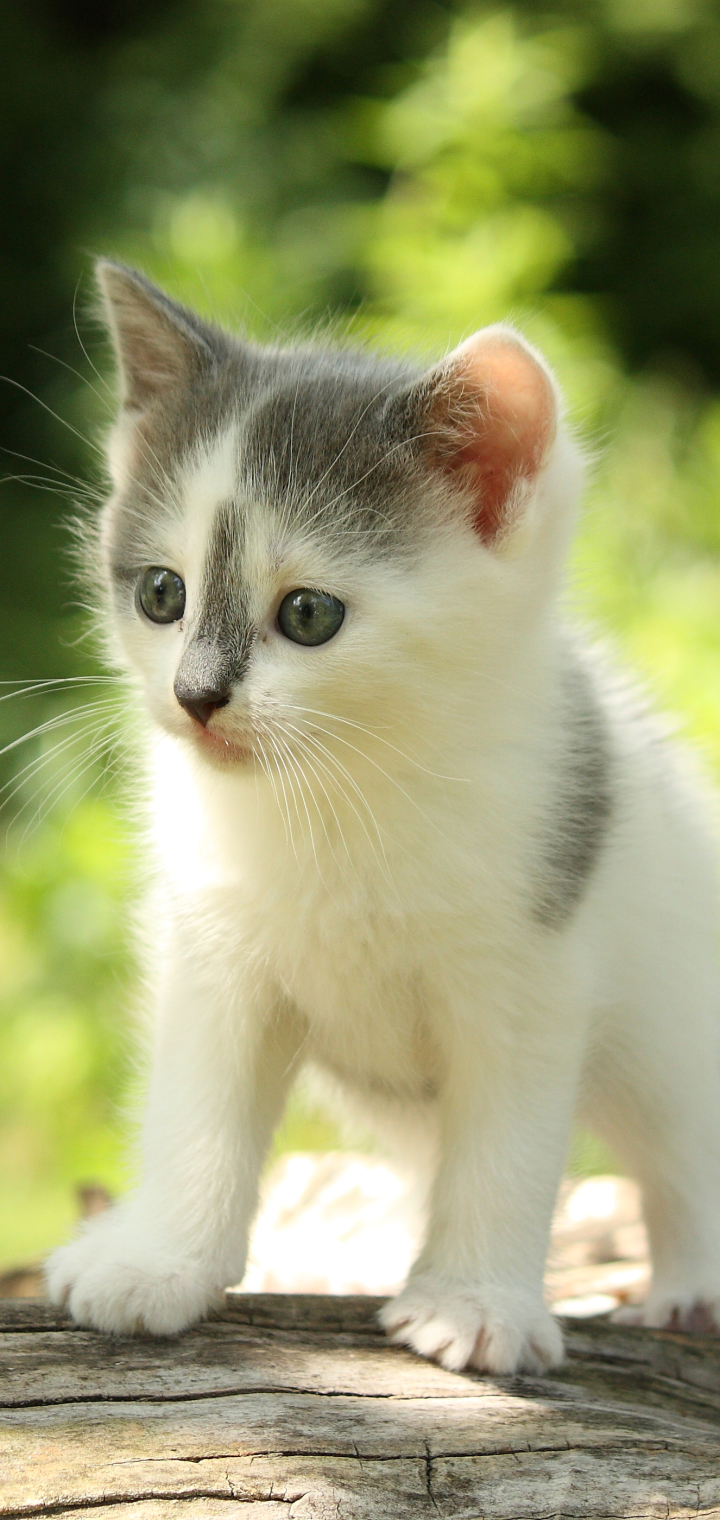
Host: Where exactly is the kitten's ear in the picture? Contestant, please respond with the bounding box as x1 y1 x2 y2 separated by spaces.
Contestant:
96 261 220 413
392 326 557 545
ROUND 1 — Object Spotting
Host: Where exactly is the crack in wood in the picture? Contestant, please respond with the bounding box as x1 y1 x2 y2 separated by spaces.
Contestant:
0 1385 566 1411
97 1438 720 1464
4 1497 296 1518
423 1439 441 1515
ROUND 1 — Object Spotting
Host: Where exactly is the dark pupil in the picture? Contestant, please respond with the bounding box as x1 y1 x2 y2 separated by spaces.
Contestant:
138 567 185 624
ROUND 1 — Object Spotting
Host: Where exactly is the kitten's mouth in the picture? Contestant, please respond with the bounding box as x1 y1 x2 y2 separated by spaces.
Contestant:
192 724 255 765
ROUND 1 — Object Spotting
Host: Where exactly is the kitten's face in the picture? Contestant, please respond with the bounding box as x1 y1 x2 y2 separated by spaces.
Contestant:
97 264 561 778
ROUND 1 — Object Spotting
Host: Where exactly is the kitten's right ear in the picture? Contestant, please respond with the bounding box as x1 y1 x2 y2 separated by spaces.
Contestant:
96 261 219 413
386 326 557 548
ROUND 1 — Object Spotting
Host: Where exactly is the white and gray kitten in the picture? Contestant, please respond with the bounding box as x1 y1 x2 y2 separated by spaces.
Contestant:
46 262 720 1373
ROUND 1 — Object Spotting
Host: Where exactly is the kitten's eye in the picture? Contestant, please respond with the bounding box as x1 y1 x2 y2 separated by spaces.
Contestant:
277 589 345 646
136 567 186 624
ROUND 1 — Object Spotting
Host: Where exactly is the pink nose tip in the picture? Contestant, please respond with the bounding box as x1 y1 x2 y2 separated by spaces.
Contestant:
174 685 231 727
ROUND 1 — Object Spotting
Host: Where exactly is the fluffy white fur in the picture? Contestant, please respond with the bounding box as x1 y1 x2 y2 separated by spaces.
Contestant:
46 283 720 1374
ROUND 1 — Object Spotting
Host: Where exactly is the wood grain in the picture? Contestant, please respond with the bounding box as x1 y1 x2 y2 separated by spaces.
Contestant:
1 1294 719 1517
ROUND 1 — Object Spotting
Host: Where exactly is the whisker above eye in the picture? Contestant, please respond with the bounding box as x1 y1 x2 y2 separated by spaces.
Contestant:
0 443 105 490
299 375 402 515
72 280 115 400
301 429 436 534
0 472 105 507
28 343 115 420
0 373 108 461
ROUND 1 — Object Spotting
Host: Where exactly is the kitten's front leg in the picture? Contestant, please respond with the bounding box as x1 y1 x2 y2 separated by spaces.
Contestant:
381 967 584 1376
46 911 299 1334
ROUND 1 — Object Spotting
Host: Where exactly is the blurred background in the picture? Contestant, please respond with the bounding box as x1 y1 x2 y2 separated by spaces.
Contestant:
2 0 720 1274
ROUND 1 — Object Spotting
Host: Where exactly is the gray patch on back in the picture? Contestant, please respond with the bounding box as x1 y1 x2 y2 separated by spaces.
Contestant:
534 654 614 928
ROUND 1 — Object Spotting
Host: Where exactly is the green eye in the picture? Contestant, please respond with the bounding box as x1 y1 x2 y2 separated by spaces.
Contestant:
277 589 345 646
137 567 186 624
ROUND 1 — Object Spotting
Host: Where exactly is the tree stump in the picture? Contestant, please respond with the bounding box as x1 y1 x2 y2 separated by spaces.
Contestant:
2 1292 720 1517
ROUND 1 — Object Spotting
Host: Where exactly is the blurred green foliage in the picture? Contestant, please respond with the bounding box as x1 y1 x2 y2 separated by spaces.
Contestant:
3 0 720 1265
0 801 133 1260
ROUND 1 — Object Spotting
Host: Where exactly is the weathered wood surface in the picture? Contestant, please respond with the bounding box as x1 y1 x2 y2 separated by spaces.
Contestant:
2 1294 720 1518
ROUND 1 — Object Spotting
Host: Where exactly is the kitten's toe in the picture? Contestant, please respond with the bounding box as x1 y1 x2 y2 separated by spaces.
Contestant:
45 1210 220 1335
44 1241 76 1311
635 1292 720 1336
380 1279 563 1376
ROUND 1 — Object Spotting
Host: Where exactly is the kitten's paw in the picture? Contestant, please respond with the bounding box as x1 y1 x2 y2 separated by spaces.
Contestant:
614 1292 720 1336
380 1278 564 1376
45 1209 220 1335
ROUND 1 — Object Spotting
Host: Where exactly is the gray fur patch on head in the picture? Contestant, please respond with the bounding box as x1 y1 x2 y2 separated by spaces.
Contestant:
97 264 461 589
104 341 437 586
235 351 429 552
533 654 614 928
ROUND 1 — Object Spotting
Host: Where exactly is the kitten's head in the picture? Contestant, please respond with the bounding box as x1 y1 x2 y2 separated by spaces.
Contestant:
95 262 579 779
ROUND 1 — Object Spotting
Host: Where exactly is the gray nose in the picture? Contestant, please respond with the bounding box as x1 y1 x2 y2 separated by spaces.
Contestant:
174 680 231 727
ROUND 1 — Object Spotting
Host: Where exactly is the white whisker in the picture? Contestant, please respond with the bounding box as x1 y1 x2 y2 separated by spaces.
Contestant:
0 697 123 762
0 723 112 812
16 734 119 849
273 728 334 897
279 717 393 887
299 377 402 514
73 278 115 399
272 733 307 865
15 719 120 843
254 731 290 849
0 374 107 460
263 732 299 862
287 702 469 783
0 676 118 704
28 344 115 420
286 709 445 839
273 720 353 884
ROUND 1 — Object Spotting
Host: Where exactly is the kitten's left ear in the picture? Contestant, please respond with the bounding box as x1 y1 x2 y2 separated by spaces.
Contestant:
97 260 223 414
391 326 557 546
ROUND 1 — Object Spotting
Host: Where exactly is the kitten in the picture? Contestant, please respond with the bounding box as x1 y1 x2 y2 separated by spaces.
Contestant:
46 262 720 1374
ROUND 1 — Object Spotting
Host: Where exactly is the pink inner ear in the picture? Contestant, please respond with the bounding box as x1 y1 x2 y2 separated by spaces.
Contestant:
440 333 556 544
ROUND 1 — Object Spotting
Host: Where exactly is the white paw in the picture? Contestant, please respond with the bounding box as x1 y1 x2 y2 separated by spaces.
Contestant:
379 1277 564 1375
614 1291 720 1336
45 1207 221 1335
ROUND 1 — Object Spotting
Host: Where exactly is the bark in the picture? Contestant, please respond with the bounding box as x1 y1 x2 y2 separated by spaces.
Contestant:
1 1292 719 1518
